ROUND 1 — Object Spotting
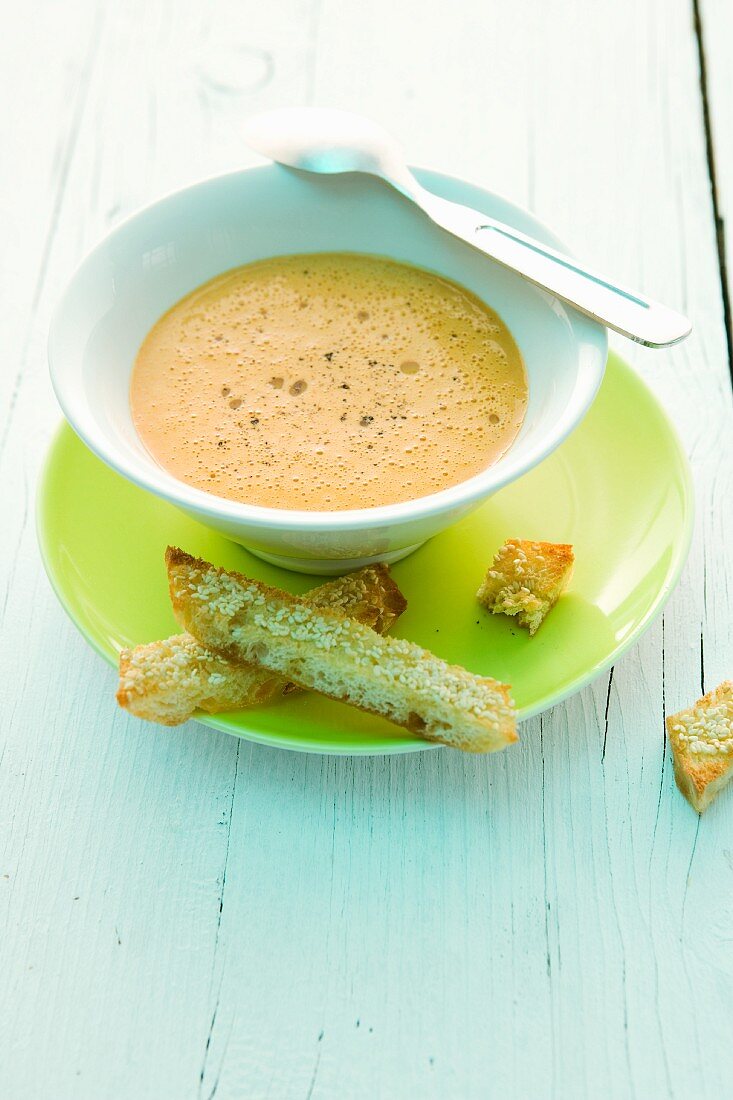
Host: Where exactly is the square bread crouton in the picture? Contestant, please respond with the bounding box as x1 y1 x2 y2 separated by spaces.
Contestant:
476 539 574 635
666 680 733 812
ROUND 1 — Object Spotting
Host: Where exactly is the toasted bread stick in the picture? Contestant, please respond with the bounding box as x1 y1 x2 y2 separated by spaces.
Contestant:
117 564 407 726
166 547 517 752
477 539 574 635
666 680 733 812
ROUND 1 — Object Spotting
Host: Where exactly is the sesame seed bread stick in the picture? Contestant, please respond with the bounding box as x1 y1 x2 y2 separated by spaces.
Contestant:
117 563 407 726
166 547 517 753
666 681 733 812
477 539 574 635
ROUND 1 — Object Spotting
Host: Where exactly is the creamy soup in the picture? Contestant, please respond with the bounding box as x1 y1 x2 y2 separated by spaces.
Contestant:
130 253 528 510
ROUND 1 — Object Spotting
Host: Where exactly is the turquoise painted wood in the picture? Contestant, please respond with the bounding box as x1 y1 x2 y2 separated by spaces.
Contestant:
1 0 732 1096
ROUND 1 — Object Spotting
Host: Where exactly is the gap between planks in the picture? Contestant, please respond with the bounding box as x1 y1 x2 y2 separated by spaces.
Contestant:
692 0 733 384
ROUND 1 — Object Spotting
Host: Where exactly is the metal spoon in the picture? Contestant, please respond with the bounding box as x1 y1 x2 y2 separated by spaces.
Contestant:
242 107 691 348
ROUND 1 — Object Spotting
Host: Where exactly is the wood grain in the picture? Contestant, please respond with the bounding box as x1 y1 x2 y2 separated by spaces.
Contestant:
1 0 732 1096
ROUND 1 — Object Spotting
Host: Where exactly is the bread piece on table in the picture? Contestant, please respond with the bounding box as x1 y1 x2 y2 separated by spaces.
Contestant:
117 563 407 726
477 539 574 635
166 547 517 753
666 681 733 812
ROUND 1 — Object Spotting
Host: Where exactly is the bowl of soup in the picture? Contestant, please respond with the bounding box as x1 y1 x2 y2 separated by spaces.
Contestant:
49 164 607 573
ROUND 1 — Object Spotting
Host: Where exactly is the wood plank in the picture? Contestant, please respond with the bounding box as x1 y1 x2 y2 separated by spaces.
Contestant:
0 0 317 1096
0 0 101 453
0 0 732 1096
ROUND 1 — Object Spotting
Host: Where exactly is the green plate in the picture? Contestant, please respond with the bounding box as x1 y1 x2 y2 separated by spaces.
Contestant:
37 353 692 754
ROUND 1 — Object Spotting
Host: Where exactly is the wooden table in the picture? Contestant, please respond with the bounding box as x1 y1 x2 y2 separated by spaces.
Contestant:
2 1 732 1096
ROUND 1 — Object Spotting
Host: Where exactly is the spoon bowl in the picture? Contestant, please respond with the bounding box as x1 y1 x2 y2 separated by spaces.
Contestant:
243 107 408 182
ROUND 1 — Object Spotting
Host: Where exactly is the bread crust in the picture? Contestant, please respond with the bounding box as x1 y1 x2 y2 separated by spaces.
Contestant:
117 563 406 726
666 681 733 812
165 547 517 752
477 539 574 635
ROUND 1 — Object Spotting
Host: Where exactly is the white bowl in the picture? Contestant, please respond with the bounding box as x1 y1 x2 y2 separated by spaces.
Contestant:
49 164 607 574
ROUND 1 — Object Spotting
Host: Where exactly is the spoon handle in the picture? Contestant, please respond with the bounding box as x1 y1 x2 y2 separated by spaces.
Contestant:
411 190 691 347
